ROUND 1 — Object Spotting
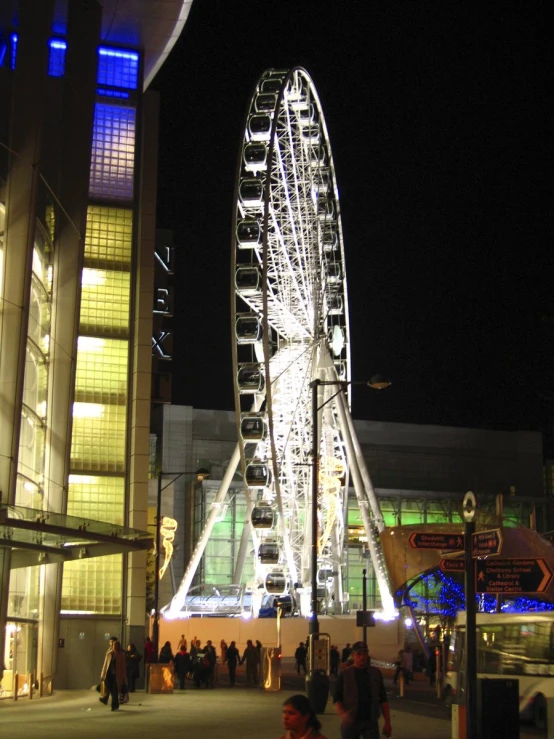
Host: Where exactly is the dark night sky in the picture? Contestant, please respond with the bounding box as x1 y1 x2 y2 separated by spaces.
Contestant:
151 1 552 445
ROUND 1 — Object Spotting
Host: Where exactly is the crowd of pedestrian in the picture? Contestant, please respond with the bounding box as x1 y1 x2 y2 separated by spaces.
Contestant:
143 634 265 689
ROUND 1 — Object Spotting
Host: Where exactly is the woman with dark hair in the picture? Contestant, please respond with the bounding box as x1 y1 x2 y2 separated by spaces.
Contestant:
281 694 328 739
125 642 141 692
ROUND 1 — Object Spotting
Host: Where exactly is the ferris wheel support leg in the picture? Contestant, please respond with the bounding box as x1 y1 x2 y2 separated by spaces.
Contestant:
233 489 256 583
338 399 385 533
166 443 241 616
333 389 396 617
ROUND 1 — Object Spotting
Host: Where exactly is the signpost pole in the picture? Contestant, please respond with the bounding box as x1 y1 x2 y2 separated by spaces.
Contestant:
465 518 477 739
362 568 367 647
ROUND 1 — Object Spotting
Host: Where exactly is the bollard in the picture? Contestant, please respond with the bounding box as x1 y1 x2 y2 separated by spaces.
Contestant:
436 648 442 699
547 697 554 738
398 671 405 697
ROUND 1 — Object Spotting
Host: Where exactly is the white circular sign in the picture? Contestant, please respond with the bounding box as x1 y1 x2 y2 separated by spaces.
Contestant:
463 491 476 522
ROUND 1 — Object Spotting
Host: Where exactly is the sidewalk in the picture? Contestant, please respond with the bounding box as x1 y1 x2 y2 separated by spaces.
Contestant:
0 686 452 739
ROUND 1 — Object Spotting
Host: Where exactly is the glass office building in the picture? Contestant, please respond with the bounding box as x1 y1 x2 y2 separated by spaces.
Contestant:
0 0 192 695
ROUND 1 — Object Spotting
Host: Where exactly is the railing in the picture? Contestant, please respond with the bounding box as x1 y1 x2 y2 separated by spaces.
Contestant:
0 671 53 701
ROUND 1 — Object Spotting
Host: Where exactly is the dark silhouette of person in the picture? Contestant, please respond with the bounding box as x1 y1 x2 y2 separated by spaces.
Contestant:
330 645 340 676
159 640 174 664
225 640 240 686
240 639 259 685
341 643 352 663
125 643 141 692
295 642 307 674
174 644 192 689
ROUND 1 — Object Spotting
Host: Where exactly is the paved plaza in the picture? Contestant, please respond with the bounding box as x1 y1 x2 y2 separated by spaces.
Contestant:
0 665 543 739
1 686 452 739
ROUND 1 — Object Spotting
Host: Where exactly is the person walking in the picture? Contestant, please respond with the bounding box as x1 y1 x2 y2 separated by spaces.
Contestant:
401 645 413 685
174 643 192 690
125 643 141 692
220 639 228 665
333 641 392 739
177 634 187 650
99 637 127 711
144 636 155 664
159 640 174 664
280 694 328 739
393 649 403 685
240 639 259 686
294 642 307 674
205 639 217 687
330 645 340 676
341 643 352 663
225 640 240 686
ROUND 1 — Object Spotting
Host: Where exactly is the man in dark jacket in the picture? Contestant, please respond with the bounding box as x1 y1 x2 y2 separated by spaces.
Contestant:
333 641 392 739
240 639 259 685
295 642 307 674
225 640 240 686
174 646 192 690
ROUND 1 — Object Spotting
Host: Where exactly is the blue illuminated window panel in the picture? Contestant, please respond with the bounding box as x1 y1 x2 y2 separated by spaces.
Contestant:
10 33 18 70
48 38 67 78
97 47 139 90
97 88 130 100
89 103 136 200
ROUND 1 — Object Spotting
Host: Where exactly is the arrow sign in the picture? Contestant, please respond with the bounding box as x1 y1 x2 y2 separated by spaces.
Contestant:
440 558 466 572
475 558 554 594
472 529 503 557
409 532 465 551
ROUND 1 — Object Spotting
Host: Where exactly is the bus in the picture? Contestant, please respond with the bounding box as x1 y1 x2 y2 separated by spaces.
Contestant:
444 611 554 729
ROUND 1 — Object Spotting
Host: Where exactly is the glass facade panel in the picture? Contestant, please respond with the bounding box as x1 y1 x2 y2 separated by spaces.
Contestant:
70 404 127 471
80 268 130 335
89 103 136 200
97 47 139 90
61 555 123 614
75 337 128 403
61 476 125 614
85 206 132 264
67 475 125 523
48 38 66 77
16 242 51 505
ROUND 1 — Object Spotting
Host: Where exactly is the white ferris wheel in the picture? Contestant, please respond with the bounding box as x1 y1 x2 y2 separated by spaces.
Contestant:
167 68 395 620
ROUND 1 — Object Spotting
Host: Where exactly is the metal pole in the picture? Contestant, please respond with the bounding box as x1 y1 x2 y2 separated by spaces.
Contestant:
310 378 320 637
362 568 368 646
152 470 162 662
465 519 477 739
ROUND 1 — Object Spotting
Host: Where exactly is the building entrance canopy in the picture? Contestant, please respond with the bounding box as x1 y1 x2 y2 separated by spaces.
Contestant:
0 504 152 568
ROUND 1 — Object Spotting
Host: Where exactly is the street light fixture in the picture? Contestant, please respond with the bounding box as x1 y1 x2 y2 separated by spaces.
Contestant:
152 468 209 659
306 375 390 712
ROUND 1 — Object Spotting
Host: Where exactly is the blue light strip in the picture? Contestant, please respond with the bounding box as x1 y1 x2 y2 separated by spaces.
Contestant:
10 33 18 71
97 88 130 100
48 38 67 78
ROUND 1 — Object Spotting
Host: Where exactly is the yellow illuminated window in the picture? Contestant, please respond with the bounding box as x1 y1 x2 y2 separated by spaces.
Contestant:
85 206 132 264
67 474 124 522
62 555 122 614
71 404 127 472
80 268 130 335
75 337 128 403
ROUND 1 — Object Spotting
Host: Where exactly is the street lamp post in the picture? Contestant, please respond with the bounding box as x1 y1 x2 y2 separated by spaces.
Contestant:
152 469 208 660
306 375 390 712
